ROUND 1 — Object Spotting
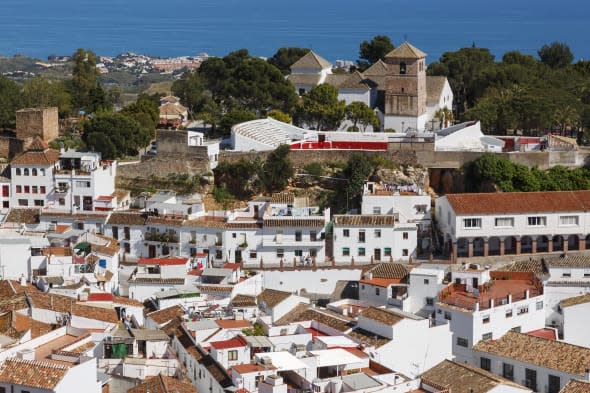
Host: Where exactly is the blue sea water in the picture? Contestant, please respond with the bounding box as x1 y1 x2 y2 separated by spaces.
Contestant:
0 0 588 63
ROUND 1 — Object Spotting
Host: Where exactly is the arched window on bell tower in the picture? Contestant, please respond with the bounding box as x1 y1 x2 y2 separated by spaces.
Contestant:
400 62 406 75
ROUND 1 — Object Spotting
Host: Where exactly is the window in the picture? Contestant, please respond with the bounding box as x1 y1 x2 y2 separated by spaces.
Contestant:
361 284 365 290
527 216 546 226
505 309 513 318
295 231 302 242
31 168 37 176
34 200 44 206
482 315 490 324
480 357 491 371
358 248 365 257
32 186 37 194
399 62 406 74
402 249 408 256
424 279 430 285
232 233 237 238
18 199 28 206
373 207 381 214
585 270 590 278
310 231 317 241
124 242 130 254
215 250 223 259
15 168 21 175
562 270 571 278
447 212 451 225
463 218 481 228
40 168 45 176
295 249 303 257
482 332 492 340
375 288 380 296
494 217 514 227
342 247 350 256
76 180 91 188
58 198 65 206
358 230 365 243
24 186 30 193
511 326 521 333
456 337 468 347
343 229 349 237
40 186 46 193
517 306 528 315
23 168 29 176
374 229 381 238
426 297 434 306
548 375 561 393
559 215 579 226
502 363 514 381
444 311 452 320
112 226 119 240
16 185 21 193
249 251 257 259
525 368 537 392
384 247 392 257
536 301 543 310
403 232 408 240
228 350 238 361
310 249 317 257
276 249 284 258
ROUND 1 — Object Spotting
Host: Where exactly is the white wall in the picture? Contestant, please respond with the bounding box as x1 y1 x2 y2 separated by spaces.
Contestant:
383 114 428 133
262 269 362 295
562 301 590 348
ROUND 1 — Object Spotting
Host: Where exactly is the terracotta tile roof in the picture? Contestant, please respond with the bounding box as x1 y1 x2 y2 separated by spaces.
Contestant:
147 305 185 325
87 293 113 302
385 42 427 59
347 328 389 348
232 363 270 374
11 147 61 166
0 294 29 313
263 218 325 228
275 306 353 332
360 307 404 326
175 326 202 360
290 50 331 70
183 217 261 229
27 136 49 151
338 71 375 90
445 190 590 215
11 312 53 338
544 254 590 268
231 294 257 308
0 280 36 297
112 295 144 307
138 257 188 266
146 216 184 226
363 60 388 77
210 335 248 350
199 352 234 388
526 328 557 340
561 293 590 308
41 211 109 220
426 76 448 105
128 374 197 393
560 380 590 393
215 319 251 329
5 208 41 224
324 74 350 89
501 259 548 276
26 292 118 323
473 331 590 375
256 289 292 308
367 263 411 279
93 243 120 256
286 74 322 86
270 192 295 204
128 277 185 285
421 359 521 393
198 285 233 294
0 358 69 389
333 214 396 226
107 212 146 225
359 277 403 287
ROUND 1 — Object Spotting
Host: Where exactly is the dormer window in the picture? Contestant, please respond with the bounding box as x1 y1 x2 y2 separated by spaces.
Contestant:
400 62 406 75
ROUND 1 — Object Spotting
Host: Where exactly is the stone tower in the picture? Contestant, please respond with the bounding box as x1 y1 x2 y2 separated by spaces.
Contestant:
383 42 427 132
16 107 59 143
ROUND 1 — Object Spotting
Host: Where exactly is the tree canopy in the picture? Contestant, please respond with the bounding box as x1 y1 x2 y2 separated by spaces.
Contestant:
357 36 394 71
82 113 150 159
345 102 379 131
538 41 574 69
294 84 346 130
267 47 311 75
0 76 22 129
260 144 294 193
69 48 111 113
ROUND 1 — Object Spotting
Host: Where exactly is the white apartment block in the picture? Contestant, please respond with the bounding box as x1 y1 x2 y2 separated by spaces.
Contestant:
436 191 590 262
435 267 545 363
10 138 118 212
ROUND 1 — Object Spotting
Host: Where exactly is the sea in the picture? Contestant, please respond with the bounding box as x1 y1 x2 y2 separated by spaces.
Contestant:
0 0 588 64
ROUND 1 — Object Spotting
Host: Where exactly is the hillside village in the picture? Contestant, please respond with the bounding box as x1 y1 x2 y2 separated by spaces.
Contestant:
0 42 589 393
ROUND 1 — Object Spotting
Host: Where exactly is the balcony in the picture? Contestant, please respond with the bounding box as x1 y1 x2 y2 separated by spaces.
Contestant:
54 185 69 194
144 232 179 243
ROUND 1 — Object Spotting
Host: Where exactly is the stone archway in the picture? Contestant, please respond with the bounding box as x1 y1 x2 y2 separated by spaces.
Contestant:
457 238 469 258
504 236 518 255
473 237 485 257
521 236 533 254
567 235 580 251
537 235 549 253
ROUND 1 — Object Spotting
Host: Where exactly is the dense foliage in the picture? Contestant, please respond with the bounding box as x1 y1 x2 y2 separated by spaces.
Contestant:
82 113 151 159
357 35 394 71
465 153 590 192
267 47 311 75
293 84 346 130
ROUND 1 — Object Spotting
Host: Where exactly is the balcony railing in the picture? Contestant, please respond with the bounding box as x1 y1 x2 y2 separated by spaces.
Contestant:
144 233 179 243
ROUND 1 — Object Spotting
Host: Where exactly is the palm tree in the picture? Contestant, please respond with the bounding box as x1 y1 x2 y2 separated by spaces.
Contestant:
434 107 455 129
553 105 580 136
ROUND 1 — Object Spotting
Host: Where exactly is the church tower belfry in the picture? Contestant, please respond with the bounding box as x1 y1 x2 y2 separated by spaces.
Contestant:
383 42 427 132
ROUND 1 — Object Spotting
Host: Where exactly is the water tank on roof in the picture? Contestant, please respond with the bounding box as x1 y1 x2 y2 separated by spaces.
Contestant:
99 259 107 268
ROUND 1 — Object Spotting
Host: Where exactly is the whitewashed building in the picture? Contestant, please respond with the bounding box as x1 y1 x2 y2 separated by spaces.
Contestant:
128 257 190 301
435 267 545 363
559 294 590 348
287 51 333 95
473 331 590 393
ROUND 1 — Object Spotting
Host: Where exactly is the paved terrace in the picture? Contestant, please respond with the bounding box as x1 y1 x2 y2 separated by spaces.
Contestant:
438 271 543 311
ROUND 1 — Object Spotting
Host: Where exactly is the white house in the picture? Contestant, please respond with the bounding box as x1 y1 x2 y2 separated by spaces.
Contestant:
406 263 449 316
287 51 333 95
435 121 504 152
348 306 452 378
128 257 190 301
0 233 31 280
209 335 250 370
435 190 590 262
256 289 310 324
559 294 590 348
358 263 410 308
473 331 590 393
435 267 545 363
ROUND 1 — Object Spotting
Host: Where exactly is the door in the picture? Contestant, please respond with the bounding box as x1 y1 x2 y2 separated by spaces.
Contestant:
148 245 156 258
374 248 381 261
472 277 479 289
234 250 242 263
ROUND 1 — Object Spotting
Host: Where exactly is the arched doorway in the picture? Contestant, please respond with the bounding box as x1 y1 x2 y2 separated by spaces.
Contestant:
457 238 469 258
521 236 533 254
567 235 580 251
504 236 517 255
553 235 564 252
488 237 501 256
537 235 549 253
473 237 485 257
